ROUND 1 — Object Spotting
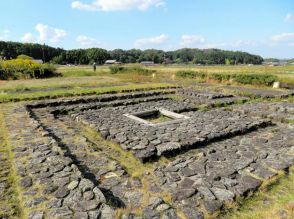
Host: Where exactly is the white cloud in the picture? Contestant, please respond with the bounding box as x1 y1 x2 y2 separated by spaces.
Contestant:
134 34 169 48
180 35 205 47
284 13 294 23
71 0 165 11
0 29 10 40
21 33 36 43
155 1 166 8
20 24 67 44
35 24 67 43
76 35 101 48
271 33 294 42
72 1 97 11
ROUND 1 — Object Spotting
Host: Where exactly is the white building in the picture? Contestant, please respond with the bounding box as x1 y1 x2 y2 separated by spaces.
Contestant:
105 60 121 65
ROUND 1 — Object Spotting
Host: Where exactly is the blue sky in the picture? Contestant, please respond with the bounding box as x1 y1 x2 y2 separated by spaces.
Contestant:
0 0 293 58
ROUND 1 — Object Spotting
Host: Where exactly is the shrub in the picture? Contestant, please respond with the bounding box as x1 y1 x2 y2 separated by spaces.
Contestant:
234 74 277 86
209 73 232 82
0 59 57 80
109 65 155 75
40 63 58 78
176 70 207 79
17 54 33 60
109 65 125 74
176 70 277 87
210 73 223 81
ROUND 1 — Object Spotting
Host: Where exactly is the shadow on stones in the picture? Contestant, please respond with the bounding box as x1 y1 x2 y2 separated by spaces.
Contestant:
160 121 273 160
26 106 126 209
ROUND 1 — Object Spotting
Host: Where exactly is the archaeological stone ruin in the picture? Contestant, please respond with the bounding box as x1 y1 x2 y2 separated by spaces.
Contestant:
1 86 294 219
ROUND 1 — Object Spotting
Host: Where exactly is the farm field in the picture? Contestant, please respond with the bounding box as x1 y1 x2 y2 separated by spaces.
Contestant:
0 64 294 103
0 64 293 219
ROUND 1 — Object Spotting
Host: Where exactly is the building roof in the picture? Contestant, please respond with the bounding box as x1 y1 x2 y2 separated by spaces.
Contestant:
33 59 44 64
141 61 155 65
105 60 117 64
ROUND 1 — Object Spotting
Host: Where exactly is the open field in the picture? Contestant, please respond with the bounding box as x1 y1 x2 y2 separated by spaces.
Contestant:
0 65 293 219
0 64 293 103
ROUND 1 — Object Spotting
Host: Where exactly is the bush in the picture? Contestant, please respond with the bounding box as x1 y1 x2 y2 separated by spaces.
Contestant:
40 63 58 78
109 65 155 75
0 59 57 80
176 70 207 79
17 54 33 60
209 73 232 81
109 65 125 74
175 70 277 86
234 74 277 86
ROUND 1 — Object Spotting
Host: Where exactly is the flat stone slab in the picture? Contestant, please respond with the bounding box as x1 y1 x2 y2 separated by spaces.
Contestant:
76 99 270 161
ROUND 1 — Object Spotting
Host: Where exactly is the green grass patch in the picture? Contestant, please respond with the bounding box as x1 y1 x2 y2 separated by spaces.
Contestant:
175 70 207 79
109 65 156 75
0 83 174 103
61 70 103 77
223 167 294 219
234 74 278 86
176 70 278 86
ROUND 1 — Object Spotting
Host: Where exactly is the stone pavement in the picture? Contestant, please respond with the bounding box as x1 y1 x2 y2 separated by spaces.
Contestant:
0 87 293 218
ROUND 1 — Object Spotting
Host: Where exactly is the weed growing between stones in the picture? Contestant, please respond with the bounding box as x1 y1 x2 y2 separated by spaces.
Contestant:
0 108 25 219
80 124 168 178
221 167 294 219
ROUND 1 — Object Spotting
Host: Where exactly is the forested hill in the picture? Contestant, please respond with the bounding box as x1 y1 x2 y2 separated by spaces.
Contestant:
0 41 264 65
0 41 64 62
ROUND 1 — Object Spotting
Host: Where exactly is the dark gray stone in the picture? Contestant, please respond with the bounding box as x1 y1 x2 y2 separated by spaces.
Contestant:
142 207 160 219
20 176 32 188
203 199 222 214
73 212 89 219
173 188 196 201
197 186 215 200
55 187 70 198
28 211 44 219
181 206 204 219
48 207 73 218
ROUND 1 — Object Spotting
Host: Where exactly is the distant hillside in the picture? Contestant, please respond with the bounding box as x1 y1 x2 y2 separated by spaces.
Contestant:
263 58 281 63
0 40 264 65
264 58 294 63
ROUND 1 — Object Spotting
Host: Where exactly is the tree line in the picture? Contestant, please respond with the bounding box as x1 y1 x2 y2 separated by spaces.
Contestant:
0 41 264 65
0 41 63 62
